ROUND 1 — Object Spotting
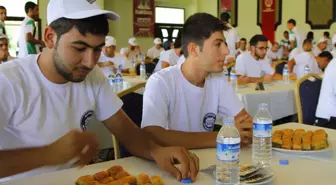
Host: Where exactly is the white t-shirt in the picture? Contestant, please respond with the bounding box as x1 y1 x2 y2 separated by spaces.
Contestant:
147 46 163 59
313 46 323 56
0 55 123 181
154 49 179 72
316 59 336 120
127 49 139 61
235 48 248 58
18 16 37 58
141 63 244 132
235 52 274 77
224 24 240 58
327 38 332 51
331 49 336 59
98 52 130 77
177 55 186 65
289 48 301 60
289 27 305 51
293 52 321 79
266 49 282 60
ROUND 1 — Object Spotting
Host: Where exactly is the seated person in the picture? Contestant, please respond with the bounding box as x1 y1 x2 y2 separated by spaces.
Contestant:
235 38 248 58
235 34 274 83
141 13 253 149
0 34 13 63
153 38 182 72
266 42 282 62
147 38 163 60
123 37 140 61
313 38 328 56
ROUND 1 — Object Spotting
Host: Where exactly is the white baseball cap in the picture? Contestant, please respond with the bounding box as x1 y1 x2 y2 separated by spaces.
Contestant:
105 36 116 47
128 37 138 46
47 0 120 25
154 38 162 45
317 37 328 45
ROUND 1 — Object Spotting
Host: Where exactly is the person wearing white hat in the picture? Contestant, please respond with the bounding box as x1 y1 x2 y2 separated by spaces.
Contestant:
0 0 198 182
124 37 140 61
97 36 118 76
313 38 328 56
147 37 163 60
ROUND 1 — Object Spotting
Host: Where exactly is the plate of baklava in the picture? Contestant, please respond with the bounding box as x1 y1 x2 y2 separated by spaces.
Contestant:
76 165 165 185
272 129 331 154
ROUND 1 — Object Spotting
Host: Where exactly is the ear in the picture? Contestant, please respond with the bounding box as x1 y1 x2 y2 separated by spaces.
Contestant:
187 43 199 57
44 26 57 49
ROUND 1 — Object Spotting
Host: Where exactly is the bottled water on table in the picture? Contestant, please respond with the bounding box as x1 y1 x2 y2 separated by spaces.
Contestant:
140 61 146 78
304 64 311 76
230 67 238 91
115 68 123 88
216 117 240 185
252 103 273 168
282 64 290 84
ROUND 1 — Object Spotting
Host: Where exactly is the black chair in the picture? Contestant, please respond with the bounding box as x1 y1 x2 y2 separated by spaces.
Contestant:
275 61 286 74
295 74 322 125
152 58 159 64
136 62 156 76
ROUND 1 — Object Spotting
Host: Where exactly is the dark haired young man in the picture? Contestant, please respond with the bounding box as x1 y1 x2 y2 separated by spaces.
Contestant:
220 12 239 63
18 1 45 58
0 0 198 182
235 38 248 58
287 18 304 52
141 13 253 149
0 6 6 35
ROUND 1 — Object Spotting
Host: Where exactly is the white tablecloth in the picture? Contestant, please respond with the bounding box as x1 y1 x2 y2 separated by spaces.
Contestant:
3 123 335 185
237 81 297 120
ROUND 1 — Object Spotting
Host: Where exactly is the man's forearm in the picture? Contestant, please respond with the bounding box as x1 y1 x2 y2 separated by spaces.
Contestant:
143 126 217 149
0 147 50 178
247 77 264 83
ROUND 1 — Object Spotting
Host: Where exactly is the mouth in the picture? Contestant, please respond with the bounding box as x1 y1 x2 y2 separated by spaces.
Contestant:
77 69 90 76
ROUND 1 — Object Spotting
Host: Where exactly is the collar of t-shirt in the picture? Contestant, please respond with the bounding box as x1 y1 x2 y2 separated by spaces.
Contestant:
177 62 206 93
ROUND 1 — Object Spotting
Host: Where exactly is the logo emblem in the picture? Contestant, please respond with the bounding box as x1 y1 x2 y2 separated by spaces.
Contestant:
80 110 94 130
203 113 216 131
87 0 96 4
265 0 273 8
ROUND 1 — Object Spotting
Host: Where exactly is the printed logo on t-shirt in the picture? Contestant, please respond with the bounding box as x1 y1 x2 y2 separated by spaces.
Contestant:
80 110 94 130
203 113 216 131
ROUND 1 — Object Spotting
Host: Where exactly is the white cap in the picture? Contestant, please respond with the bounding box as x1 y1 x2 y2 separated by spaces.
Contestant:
47 0 120 25
317 37 328 45
154 38 162 45
105 36 116 47
128 37 138 46
332 34 336 45
0 34 8 40
120 48 129 56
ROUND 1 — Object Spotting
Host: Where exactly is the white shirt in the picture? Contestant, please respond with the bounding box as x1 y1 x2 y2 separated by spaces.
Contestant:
316 59 336 119
177 55 186 65
289 48 301 60
327 38 333 51
147 46 163 59
224 24 240 58
98 52 130 77
0 55 123 181
127 49 139 61
289 27 305 51
331 49 336 59
141 63 243 132
154 49 179 72
18 16 37 58
313 46 323 56
293 52 321 79
266 49 282 60
235 52 274 77
235 48 248 58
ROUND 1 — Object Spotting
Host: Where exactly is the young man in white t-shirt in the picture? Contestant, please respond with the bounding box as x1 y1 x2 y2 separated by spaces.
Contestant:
235 38 248 58
220 12 239 62
0 6 6 35
0 34 13 63
154 38 182 72
266 42 282 62
141 13 253 149
147 37 163 60
313 38 328 56
0 0 198 182
287 19 304 52
235 34 274 83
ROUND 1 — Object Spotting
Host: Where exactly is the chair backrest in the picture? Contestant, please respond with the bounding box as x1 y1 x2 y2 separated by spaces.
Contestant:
136 62 156 75
295 74 322 124
275 61 286 74
152 58 159 64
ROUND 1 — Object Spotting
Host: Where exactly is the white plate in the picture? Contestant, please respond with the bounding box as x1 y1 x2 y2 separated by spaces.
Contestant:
241 175 275 185
272 142 332 154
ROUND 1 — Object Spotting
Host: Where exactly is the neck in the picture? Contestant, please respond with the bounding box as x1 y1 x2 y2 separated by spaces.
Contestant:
38 51 69 84
181 58 209 87
250 52 259 60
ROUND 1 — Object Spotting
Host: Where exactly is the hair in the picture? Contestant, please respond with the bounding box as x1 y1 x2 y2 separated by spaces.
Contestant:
240 38 247 42
249 34 268 46
220 12 230 22
25 1 38 14
163 40 173 51
319 51 333 61
307 31 314 40
174 36 182 49
182 13 229 58
324 31 330 38
0 6 6 10
49 15 109 46
287 19 296 26
303 38 312 45
284 31 289 34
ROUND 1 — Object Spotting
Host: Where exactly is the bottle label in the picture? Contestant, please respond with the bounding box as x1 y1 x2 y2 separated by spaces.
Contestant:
283 69 288 75
216 142 240 162
230 74 236 81
253 122 272 138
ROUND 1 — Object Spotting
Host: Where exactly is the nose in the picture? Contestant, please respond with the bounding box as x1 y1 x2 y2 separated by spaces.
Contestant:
83 49 99 69
223 43 229 56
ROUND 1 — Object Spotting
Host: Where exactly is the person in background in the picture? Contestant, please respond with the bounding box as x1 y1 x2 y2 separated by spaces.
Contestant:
235 38 248 58
279 31 290 59
220 12 239 64
236 34 274 83
266 42 282 62
147 37 163 60
98 36 118 77
0 34 13 63
0 0 198 182
287 19 304 52
125 37 140 61
0 6 6 35
313 38 328 56
141 13 253 149
306 31 314 42
331 34 336 58
160 40 174 59
323 31 332 51
153 37 182 72
18 1 45 58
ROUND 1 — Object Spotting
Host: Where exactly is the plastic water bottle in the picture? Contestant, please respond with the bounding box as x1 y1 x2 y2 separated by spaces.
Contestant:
282 64 290 84
216 117 240 185
108 73 116 86
252 103 273 168
115 68 123 88
140 61 146 78
230 67 237 91
304 65 311 76
223 66 229 80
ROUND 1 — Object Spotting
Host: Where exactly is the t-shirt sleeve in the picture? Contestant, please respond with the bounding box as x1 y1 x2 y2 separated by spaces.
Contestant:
161 51 173 65
0 75 16 133
289 32 296 41
141 74 169 129
218 76 244 117
235 56 246 75
262 60 275 75
92 67 123 121
147 48 153 59
25 20 34 34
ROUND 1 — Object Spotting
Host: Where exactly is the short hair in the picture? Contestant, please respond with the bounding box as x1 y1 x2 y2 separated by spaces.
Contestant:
240 38 247 42
163 40 173 51
249 34 268 46
284 31 289 34
287 19 296 26
174 36 182 49
220 12 230 22
324 31 330 38
303 38 312 45
49 15 109 45
25 1 37 14
182 13 229 57
319 51 333 61
307 31 314 40
0 6 6 10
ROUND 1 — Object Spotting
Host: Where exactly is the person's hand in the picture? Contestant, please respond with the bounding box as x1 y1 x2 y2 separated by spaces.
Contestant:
234 109 253 147
238 75 250 84
263 74 273 83
150 146 199 182
45 130 99 166
289 73 297 81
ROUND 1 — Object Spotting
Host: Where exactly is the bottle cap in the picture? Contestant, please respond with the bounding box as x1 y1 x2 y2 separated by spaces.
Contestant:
181 178 193 184
279 159 289 165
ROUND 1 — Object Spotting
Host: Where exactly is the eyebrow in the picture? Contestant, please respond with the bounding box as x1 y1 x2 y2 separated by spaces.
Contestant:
214 38 225 43
72 41 105 49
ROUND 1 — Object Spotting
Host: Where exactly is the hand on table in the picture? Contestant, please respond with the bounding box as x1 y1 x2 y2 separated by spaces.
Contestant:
151 146 199 182
263 74 273 83
238 75 250 84
235 109 253 147
45 130 99 166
